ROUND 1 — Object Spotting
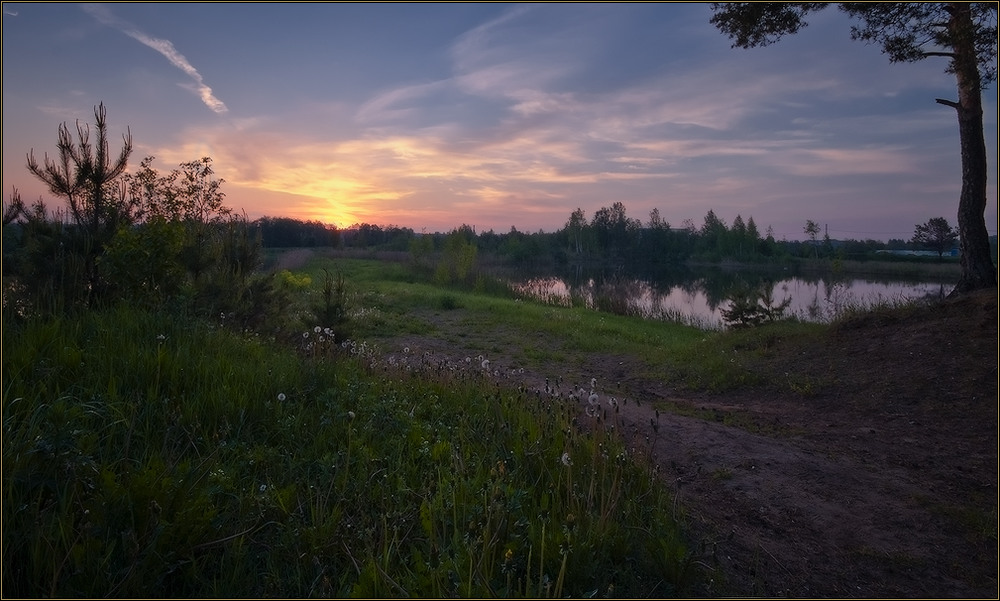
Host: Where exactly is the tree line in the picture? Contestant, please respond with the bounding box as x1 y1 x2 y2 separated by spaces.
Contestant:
4 104 991 326
283 202 980 268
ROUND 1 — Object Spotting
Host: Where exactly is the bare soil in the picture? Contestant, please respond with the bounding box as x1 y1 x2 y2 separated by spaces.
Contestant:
377 286 998 597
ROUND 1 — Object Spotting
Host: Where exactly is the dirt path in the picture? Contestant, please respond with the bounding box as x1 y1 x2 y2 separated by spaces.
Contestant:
371 291 997 597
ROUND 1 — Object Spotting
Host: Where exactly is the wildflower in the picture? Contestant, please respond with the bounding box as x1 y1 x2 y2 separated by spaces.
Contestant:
314 326 322 333
277 393 286 401
505 548 514 563
561 452 572 467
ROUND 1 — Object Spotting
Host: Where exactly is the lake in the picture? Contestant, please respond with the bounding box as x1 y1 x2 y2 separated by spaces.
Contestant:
508 265 954 329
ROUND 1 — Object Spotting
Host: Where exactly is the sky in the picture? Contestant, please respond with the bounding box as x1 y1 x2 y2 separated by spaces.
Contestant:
2 3 997 241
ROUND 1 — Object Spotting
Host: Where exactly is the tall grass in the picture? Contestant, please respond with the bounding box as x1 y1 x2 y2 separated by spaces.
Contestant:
3 302 694 597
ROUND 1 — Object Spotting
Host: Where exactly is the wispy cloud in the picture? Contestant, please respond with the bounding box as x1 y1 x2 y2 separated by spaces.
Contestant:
355 80 450 124
81 3 227 114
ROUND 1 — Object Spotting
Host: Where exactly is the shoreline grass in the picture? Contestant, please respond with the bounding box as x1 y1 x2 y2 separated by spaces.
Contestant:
302 256 831 394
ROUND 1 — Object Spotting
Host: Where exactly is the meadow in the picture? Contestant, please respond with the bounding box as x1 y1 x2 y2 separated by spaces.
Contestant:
3 255 724 598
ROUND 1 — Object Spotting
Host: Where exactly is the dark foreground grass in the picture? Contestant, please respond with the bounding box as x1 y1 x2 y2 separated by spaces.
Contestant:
3 303 694 597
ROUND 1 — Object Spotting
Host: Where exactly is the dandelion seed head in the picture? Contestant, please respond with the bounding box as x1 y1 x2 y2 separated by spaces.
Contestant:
561 452 572 467
314 326 322 333
277 393 286 401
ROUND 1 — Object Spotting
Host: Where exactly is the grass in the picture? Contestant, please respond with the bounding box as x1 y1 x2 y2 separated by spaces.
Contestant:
7 254 938 596
299 256 832 395
3 295 695 596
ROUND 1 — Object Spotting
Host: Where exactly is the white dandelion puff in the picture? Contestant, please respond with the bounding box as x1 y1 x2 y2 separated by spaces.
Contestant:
561 452 572 467
277 393 286 402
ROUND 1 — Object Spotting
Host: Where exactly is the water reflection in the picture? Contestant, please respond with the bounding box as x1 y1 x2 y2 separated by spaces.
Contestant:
510 266 953 329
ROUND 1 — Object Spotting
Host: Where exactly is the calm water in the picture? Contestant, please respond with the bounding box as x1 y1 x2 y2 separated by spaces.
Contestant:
509 267 954 329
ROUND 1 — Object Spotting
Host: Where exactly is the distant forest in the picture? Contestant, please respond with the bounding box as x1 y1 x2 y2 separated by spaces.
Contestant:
254 203 996 267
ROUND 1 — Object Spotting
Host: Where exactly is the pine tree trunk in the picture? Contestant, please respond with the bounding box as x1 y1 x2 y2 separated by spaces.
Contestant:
947 3 997 295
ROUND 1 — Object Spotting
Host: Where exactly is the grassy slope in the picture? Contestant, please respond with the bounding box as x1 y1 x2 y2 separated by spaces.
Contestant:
3 272 696 597
13 254 966 597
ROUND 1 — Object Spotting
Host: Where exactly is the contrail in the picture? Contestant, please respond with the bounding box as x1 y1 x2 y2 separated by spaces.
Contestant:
81 3 228 114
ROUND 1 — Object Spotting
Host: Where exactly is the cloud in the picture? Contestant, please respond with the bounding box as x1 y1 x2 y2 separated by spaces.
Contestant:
81 3 227 114
105 4 988 235
355 80 450 124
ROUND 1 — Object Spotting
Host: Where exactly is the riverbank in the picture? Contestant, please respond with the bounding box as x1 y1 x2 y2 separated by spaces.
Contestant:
326 251 995 597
